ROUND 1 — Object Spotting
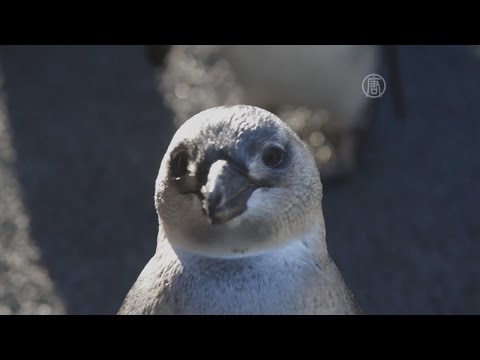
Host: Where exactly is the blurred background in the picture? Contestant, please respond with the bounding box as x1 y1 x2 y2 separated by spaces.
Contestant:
0 45 479 315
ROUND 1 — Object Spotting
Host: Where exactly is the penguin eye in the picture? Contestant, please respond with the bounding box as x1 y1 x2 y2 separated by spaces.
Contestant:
262 145 285 168
170 151 189 179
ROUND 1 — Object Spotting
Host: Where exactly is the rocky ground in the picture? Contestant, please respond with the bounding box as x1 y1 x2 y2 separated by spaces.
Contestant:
0 45 478 314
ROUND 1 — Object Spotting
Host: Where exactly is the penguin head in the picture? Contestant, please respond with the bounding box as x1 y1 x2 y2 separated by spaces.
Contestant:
155 105 324 258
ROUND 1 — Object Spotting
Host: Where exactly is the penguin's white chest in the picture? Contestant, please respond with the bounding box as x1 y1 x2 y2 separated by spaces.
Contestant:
173 258 307 314
158 241 348 315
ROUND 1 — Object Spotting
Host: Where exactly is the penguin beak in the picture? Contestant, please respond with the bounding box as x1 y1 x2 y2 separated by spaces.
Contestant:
201 160 257 225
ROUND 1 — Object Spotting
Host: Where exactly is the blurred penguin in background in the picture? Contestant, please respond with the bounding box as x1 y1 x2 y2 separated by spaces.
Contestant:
151 45 389 180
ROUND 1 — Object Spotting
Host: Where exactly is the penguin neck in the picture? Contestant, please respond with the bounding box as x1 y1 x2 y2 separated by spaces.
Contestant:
156 217 328 263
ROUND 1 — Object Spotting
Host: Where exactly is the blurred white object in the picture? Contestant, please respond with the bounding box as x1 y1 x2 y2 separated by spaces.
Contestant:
220 45 379 131
158 45 382 179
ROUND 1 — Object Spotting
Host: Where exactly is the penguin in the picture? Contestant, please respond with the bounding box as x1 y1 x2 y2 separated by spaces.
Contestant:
118 105 361 315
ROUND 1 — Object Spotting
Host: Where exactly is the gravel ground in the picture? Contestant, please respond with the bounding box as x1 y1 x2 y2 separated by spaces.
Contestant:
0 45 478 314
0 89 65 314
0 45 175 314
325 45 480 314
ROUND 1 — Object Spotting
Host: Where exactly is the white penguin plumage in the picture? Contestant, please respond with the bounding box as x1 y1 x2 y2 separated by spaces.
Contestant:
220 45 378 131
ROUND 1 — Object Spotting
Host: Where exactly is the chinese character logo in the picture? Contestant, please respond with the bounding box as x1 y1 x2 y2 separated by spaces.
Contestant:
362 74 386 98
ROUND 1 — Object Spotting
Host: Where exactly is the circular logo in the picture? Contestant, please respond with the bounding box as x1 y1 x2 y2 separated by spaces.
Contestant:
362 74 386 98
